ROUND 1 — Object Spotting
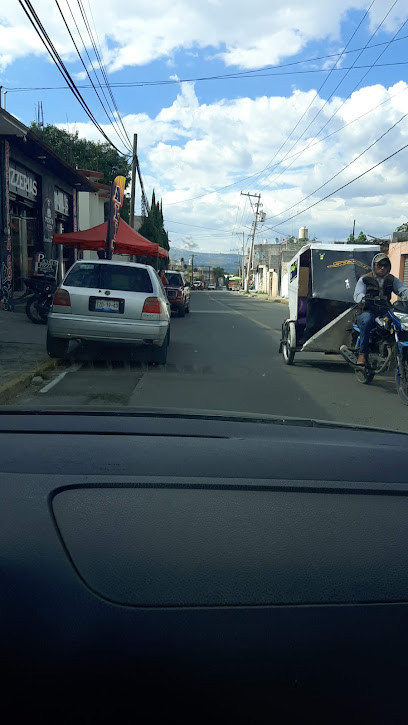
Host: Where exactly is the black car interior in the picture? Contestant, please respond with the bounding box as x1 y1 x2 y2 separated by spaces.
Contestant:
2 410 408 723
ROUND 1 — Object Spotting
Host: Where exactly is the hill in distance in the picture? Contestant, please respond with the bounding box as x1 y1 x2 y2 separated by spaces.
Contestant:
169 247 240 274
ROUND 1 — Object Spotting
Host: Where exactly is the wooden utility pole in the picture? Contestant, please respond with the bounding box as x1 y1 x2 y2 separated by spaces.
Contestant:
129 133 137 229
241 192 261 292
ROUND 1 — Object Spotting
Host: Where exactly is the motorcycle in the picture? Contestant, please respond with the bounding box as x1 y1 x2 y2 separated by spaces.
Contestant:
340 297 408 405
23 276 57 325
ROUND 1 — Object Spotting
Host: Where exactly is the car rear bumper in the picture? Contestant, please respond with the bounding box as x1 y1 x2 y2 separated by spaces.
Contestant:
48 313 169 346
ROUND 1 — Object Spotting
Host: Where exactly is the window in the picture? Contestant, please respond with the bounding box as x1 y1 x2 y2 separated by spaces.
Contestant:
65 263 100 288
64 263 153 293
166 273 183 287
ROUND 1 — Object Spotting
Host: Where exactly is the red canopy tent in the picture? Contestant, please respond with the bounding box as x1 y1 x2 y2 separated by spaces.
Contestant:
52 218 168 258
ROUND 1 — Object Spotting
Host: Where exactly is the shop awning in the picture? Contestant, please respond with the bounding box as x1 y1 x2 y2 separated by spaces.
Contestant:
52 218 169 258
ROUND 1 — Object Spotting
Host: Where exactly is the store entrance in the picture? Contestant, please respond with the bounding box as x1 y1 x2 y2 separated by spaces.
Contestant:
10 202 38 292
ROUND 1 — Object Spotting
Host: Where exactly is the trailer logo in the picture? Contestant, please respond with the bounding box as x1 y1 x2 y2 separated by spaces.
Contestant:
327 259 371 270
290 261 298 282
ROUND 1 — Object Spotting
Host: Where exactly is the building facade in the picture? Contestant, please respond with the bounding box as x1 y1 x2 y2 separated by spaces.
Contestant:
0 109 93 310
253 241 304 296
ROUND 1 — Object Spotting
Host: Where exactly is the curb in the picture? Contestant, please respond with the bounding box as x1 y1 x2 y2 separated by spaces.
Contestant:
244 294 289 305
0 358 60 405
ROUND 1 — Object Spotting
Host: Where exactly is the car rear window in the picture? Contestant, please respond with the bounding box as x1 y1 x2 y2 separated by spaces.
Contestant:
64 263 153 293
166 273 183 286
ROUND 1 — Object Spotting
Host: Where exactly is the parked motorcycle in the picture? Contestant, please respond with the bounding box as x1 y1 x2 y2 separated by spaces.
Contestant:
23 276 57 325
340 297 408 405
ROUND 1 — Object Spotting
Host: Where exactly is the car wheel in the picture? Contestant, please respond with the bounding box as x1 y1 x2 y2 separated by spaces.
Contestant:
47 331 69 359
151 332 169 364
179 304 186 317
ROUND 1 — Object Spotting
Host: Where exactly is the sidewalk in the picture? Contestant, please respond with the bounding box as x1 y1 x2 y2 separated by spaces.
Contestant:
0 309 59 404
239 291 289 305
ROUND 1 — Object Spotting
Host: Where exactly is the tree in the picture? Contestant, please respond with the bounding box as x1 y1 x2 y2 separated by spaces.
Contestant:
30 122 131 220
138 190 170 252
213 266 225 281
396 222 408 232
347 231 368 244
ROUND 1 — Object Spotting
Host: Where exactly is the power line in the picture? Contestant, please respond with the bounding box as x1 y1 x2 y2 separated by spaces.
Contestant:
264 112 408 224
249 0 400 194
17 0 129 155
5 33 408 94
165 82 408 207
54 0 131 152
76 0 133 150
166 219 237 233
242 0 376 193
6 59 408 94
258 7 407 194
261 139 408 230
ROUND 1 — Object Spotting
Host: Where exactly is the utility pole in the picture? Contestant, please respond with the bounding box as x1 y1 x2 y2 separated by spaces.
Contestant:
241 192 261 293
129 133 137 229
241 231 245 285
191 254 195 287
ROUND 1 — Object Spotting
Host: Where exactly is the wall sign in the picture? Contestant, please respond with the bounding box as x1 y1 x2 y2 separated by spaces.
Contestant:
54 187 69 216
43 197 55 235
9 161 38 201
34 252 59 279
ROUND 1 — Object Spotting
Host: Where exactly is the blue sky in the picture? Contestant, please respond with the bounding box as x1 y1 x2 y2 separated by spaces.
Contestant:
1 0 407 251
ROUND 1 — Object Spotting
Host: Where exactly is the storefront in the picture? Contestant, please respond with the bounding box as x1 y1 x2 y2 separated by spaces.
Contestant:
0 109 94 310
8 159 39 291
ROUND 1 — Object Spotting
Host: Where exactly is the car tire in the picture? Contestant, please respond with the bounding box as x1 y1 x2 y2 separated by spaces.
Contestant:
47 331 69 359
179 304 186 317
151 331 169 365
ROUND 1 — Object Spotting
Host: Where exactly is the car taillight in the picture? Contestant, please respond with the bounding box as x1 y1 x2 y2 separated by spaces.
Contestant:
53 289 71 307
142 297 161 314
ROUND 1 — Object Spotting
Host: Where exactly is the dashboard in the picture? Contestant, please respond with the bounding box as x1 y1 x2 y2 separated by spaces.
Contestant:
1 410 407 723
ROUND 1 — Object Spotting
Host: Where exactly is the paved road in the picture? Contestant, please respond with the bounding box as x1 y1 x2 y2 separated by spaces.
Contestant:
13 290 408 432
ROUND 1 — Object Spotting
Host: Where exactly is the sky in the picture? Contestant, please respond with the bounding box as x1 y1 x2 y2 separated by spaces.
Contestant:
1 0 408 253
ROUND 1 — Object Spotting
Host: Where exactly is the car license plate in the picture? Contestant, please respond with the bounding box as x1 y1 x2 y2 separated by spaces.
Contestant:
95 299 120 312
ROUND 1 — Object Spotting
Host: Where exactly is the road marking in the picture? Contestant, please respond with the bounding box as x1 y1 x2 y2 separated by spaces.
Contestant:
39 363 82 393
209 296 280 334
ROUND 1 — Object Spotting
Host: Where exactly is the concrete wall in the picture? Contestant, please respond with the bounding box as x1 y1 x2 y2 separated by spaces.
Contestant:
269 270 278 297
389 241 408 301
77 191 106 231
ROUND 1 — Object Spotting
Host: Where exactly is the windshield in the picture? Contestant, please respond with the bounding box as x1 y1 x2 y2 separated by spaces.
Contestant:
1 2 408 434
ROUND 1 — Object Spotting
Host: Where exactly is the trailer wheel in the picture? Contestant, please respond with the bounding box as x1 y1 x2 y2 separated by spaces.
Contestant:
282 324 295 365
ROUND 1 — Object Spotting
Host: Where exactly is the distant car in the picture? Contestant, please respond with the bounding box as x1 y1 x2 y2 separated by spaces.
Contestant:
47 260 170 364
207 283 216 290
164 270 191 316
193 281 203 290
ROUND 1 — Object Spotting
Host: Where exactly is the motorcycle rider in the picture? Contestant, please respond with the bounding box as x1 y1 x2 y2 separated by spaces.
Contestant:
354 252 408 366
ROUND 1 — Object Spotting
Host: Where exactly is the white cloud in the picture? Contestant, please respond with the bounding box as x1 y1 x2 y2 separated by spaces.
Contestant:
0 0 402 73
65 79 408 250
74 71 88 81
